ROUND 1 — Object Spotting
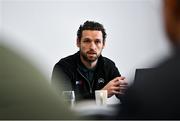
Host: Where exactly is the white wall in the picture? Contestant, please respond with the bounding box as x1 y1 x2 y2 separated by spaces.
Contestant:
1 0 172 84
0 0 2 34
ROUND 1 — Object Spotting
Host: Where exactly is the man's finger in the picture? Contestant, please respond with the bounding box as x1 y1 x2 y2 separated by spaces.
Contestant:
119 76 125 80
113 77 121 82
112 90 121 94
120 86 128 90
112 86 121 90
114 80 121 86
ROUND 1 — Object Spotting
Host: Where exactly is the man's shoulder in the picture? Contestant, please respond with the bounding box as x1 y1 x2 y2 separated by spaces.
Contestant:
60 54 76 62
55 52 78 67
101 56 116 65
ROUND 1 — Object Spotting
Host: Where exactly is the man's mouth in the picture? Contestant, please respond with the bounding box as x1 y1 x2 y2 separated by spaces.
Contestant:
87 52 96 55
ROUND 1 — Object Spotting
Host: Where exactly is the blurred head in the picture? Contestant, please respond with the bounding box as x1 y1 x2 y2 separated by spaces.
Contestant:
164 0 180 47
76 21 106 63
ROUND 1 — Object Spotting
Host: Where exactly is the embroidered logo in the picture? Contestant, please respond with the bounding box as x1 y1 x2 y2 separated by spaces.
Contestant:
98 78 105 84
76 80 83 85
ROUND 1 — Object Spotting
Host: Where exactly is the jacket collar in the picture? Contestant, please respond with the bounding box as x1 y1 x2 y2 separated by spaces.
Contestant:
75 51 104 71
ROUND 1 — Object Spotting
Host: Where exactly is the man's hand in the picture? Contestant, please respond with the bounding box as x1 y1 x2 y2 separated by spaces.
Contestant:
101 76 128 97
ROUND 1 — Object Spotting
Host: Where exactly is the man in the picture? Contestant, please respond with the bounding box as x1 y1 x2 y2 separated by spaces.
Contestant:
119 0 180 119
52 21 128 101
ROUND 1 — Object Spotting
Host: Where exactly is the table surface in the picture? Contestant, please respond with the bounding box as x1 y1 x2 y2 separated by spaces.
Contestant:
71 100 120 117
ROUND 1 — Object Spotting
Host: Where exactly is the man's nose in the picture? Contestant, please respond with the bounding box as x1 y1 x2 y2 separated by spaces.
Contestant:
89 42 96 50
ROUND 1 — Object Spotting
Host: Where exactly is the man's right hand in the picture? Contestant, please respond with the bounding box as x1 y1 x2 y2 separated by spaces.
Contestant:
101 76 128 97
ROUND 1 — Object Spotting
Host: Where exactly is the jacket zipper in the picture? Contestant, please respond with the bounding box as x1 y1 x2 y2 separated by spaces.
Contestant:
77 69 93 94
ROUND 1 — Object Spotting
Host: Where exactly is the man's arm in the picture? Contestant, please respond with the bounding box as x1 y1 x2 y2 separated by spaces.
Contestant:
51 64 72 94
102 58 128 98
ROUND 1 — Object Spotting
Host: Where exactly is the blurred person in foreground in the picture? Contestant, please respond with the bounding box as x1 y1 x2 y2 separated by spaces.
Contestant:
0 41 77 119
52 21 128 102
118 0 180 119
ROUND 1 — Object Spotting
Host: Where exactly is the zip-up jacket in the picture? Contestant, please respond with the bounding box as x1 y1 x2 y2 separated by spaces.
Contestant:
52 51 121 101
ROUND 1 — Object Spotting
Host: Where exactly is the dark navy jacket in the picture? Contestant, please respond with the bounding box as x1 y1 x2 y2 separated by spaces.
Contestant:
52 51 121 101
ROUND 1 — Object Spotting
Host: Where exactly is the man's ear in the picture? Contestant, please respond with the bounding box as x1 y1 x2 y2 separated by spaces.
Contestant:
102 41 106 49
76 38 80 48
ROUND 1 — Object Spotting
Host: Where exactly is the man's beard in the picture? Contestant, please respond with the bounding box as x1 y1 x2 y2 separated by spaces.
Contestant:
80 50 100 63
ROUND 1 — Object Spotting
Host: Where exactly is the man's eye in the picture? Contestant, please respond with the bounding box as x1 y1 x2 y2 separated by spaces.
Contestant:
83 39 91 43
95 40 101 44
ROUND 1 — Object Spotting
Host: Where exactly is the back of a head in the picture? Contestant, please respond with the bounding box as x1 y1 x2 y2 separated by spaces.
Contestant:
0 44 78 119
164 0 180 47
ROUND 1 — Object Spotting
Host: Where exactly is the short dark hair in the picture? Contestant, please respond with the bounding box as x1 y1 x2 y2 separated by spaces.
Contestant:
175 0 180 19
77 21 107 42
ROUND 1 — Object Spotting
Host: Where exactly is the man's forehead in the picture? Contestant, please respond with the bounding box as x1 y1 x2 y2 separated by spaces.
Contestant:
82 30 103 37
82 30 102 33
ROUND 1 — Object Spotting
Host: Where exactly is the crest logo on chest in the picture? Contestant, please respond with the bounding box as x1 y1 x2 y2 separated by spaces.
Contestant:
98 78 105 84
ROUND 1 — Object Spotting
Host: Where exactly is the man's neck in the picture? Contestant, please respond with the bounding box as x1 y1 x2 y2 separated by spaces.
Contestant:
80 55 98 69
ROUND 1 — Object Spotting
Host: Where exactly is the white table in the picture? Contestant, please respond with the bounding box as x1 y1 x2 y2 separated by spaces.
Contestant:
71 99 120 119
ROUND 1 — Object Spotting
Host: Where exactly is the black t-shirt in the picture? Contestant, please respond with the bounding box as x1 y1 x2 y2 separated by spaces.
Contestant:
78 60 96 85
